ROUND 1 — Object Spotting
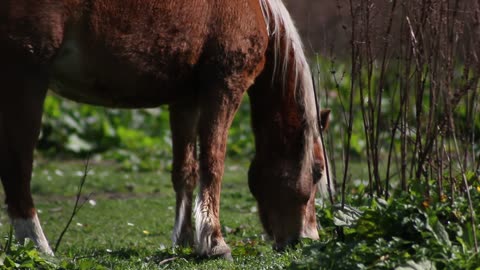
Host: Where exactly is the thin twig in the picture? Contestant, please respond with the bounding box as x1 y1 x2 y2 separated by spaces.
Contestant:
342 0 357 207
54 158 92 252
4 225 13 253
452 130 478 252
312 73 334 204
159 257 178 266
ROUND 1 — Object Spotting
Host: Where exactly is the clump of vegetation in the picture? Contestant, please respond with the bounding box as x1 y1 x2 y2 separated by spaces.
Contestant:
293 176 480 269
39 96 175 171
294 0 480 268
0 237 57 270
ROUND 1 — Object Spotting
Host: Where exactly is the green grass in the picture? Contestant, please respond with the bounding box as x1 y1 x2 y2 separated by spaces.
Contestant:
2 158 479 269
0 158 309 269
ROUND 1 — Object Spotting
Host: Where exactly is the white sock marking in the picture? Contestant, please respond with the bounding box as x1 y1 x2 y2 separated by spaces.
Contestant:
194 194 213 255
172 196 188 245
12 213 54 256
194 192 229 256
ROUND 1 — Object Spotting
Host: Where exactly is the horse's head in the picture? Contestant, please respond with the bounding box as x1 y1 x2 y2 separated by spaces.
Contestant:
248 109 331 250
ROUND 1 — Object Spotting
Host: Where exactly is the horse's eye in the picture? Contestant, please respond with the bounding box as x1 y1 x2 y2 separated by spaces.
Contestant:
312 163 322 184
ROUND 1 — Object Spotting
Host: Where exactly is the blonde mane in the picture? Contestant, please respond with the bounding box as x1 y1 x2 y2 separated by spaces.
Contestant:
259 0 332 196
259 0 311 92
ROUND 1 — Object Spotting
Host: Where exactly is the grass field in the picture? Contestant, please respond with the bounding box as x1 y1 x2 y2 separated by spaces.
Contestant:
1 157 479 269
0 158 314 269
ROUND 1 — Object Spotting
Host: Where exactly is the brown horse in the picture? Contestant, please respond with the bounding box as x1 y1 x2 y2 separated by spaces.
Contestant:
0 0 331 259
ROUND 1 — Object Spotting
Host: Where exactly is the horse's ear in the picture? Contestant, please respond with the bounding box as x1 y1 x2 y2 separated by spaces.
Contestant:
320 109 331 131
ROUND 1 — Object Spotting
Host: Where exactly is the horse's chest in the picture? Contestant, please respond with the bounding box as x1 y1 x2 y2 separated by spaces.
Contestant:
49 32 195 108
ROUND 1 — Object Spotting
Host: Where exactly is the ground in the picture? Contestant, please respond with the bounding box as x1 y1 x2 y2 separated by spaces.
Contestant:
0 158 310 269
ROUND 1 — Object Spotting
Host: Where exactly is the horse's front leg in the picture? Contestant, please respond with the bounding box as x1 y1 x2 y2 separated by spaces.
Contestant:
169 102 200 247
0 69 52 255
195 82 245 260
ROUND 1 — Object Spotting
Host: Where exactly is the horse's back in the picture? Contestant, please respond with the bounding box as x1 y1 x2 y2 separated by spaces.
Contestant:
0 0 268 107
48 1 213 107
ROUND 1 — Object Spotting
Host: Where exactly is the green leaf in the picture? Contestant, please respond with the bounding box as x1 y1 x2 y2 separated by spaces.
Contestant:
62 114 84 132
3 256 19 268
19 260 34 268
333 204 363 227
395 259 436 270
0 253 6 266
433 220 451 247
66 134 94 153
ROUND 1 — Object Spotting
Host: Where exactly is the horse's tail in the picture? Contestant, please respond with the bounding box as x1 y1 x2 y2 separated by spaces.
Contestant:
259 0 333 197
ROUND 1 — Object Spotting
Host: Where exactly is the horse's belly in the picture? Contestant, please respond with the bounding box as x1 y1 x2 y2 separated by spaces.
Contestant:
49 74 187 108
49 78 184 108
49 32 194 108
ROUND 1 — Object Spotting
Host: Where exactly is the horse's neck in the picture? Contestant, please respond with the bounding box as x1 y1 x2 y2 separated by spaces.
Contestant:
248 60 310 159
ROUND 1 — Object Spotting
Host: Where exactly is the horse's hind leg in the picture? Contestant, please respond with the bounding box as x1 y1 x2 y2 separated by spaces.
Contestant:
0 70 52 255
169 103 200 247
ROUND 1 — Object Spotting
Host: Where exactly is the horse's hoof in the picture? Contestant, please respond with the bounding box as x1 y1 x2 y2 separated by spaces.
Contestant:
210 251 233 261
42 247 55 257
209 245 232 261
220 252 233 261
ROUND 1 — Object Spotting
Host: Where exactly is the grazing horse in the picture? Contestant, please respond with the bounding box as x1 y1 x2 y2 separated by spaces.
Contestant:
0 0 331 259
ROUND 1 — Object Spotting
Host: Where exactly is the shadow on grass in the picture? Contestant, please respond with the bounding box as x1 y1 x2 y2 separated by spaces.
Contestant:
76 246 208 265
